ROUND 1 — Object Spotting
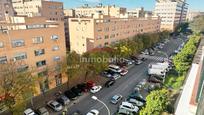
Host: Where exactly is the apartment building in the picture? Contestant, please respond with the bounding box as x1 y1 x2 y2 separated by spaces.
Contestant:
154 0 188 31
69 13 160 54
186 10 204 21
0 16 67 95
74 4 127 18
0 0 15 21
12 0 64 21
127 7 145 18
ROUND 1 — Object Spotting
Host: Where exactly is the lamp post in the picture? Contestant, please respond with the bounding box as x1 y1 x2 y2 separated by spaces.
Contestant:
91 96 110 115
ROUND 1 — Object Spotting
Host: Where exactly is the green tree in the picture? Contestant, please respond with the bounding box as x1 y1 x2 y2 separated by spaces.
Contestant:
0 61 36 115
173 34 201 74
82 51 110 81
60 51 81 88
140 89 170 115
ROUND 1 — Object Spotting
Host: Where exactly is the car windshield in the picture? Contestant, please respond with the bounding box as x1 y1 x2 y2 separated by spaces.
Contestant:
55 103 61 108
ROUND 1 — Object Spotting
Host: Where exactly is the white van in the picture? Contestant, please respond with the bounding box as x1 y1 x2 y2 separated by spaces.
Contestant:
109 64 122 73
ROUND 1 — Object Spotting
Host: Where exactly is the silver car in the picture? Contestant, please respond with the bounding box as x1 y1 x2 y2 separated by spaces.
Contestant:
47 100 63 112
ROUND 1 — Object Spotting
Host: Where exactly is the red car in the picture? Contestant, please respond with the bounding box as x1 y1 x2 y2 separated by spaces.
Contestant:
120 69 128 76
86 81 96 89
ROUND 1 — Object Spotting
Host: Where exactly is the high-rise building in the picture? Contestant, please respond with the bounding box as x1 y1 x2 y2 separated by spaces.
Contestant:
12 0 64 21
68 13 160 54
154 0 188 31
0 0 15 21
0 16 67 95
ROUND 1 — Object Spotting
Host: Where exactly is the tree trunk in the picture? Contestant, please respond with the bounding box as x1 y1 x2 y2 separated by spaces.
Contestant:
84 71 88 82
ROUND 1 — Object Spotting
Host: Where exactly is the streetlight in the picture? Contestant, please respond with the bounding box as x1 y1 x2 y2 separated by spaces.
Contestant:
91 96 110 115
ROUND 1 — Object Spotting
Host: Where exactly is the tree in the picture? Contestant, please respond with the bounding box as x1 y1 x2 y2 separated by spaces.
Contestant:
140 89 170 115
0 61 36 114
173 34 201 74
60 51 81 88
189 16 204 33
82 51 110 82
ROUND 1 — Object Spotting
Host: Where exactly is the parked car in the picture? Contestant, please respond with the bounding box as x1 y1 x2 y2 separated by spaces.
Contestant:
127 98 144 107
118 108 134 115
64 90 78 100
123 59 133 65
47 100 63 112
77 83 89 92
109 64 122 73
90 85 102 93
57 95 70 106
102 70 112 78
148 76 163 84
119 102 139 113
129 92 146 103
24 108 37 115
86 109 99 115
120 69 128 76
111 73 121 80
135 59 143 65
71 110 83 115
36 107 49 115
134 84 143 91
111 94 123 104
86 81 96 89
71 87 83 96
105 79 115 87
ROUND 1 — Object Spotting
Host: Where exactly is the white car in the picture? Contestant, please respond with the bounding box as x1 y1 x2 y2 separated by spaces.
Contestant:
128 98 144 107
86 109 99 115
119 102 139 113
47 100 63 112
24 108 36 115
112 74 121 80
90 85 102 93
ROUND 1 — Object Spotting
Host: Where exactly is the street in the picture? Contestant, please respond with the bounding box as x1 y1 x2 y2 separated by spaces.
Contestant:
61 37 185 115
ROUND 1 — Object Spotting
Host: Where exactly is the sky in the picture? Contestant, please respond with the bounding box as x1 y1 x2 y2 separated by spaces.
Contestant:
56 0 204 11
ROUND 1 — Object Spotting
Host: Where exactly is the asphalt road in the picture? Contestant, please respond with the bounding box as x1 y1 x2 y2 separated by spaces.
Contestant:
52 37 186 115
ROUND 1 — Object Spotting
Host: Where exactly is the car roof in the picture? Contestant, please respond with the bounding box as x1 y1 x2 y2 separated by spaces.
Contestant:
50 101 59 106
122 102 132 107
38 107 48 113
24 108 34 114
112 94 121 99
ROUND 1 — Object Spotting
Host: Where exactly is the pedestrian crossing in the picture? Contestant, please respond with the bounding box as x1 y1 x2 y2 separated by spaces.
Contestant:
139 54 168 62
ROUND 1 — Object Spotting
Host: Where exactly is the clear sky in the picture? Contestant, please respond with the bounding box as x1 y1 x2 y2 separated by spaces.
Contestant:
57 0 204 11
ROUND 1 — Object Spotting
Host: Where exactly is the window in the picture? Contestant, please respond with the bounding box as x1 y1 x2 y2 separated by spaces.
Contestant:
34 49 45 56
104 42 109 46
0 41 4 48
14 52 27 61
104 35 109 39
38 71 48 77
52 46 59 51
39 77 49 93
55 74 62 86
36 60 46 67
97 36 101 40
0 56 7 64
33 36 43 44
53 56 60 61
51 35 59 40
17 65 29 72
12 39 25 47
97 28 102 32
